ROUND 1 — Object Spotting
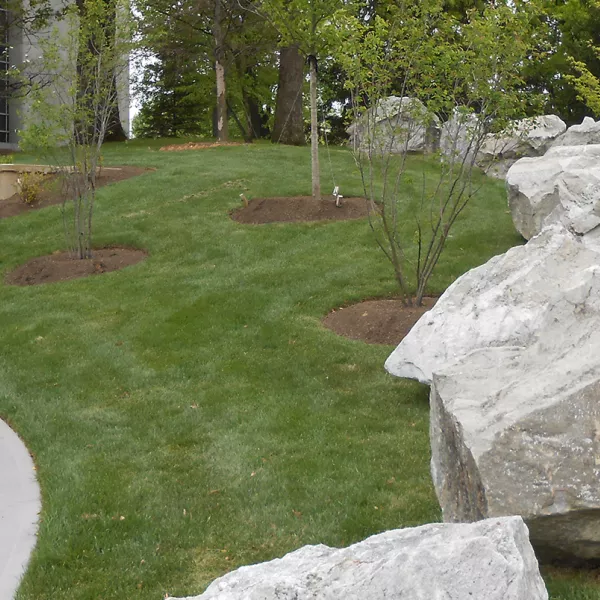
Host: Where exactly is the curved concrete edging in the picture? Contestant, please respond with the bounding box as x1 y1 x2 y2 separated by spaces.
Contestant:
0 419 41 599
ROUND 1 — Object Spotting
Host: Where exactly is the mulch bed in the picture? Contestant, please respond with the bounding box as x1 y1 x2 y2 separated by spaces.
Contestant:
5 247 148 286
322 297 437 345
231 196 370 224
0 166 149 219
160 141 244 152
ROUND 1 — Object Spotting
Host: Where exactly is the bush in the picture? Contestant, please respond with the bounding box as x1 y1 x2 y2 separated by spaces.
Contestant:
17 171 45 205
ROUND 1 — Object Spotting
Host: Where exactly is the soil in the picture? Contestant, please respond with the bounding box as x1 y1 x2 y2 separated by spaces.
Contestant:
322 297 437 345
0 165 149 219
5 247 148 286
160 141 244 152
231 196 370 224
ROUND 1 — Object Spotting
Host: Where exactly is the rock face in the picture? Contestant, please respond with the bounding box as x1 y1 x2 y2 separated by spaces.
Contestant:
386 225 600 563
477 115 566 179
347 96 440 154
173 517 547 600
506 144 600 240
552 116 600 147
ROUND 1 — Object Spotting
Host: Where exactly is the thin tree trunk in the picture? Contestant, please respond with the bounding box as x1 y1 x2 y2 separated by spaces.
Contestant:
213 0 227 142
234 54 260 142
271 45 305 145
227 99 249 140
309 56 320 202
247 96 264 139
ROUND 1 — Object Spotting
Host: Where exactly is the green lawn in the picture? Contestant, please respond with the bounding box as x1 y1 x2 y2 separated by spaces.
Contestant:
0 140 596 599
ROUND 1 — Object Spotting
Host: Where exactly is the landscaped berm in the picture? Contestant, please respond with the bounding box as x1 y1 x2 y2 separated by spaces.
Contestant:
1 140 597 600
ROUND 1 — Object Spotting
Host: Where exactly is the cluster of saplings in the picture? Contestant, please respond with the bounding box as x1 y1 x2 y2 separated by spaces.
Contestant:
5 0 600 308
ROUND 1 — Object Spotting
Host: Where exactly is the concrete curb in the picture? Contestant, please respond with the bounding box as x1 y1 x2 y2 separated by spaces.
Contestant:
0 419 41 599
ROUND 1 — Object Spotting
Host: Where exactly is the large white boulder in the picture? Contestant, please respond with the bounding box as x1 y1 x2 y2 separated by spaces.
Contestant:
551 116 600 147
385 226 593 384
173 517 547 600
386 224 600 563
431 257 600 562
476 115 566 178
347 96 440 154
506 144 600 240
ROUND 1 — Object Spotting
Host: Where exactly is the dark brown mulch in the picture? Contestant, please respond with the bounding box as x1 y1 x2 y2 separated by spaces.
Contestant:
322 297 437 345
160 141 244 152
0 166 150 219
5 247 148 286
231 196 369 224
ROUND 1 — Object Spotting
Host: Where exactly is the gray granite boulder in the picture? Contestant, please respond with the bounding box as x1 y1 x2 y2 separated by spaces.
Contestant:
173 517 547 600
551 116 600 147
506 144 600 240
385 226 591 384
347 96 440 154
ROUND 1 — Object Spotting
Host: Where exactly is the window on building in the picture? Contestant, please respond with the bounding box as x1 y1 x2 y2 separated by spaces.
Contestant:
0 8 9 143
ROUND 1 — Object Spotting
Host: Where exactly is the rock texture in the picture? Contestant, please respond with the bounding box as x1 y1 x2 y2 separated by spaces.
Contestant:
477 115 566 179
173 517 547 600
479 115 566 160
506 144 600 240
552 116 600 147
440 111 481 165
385 226 591 384
347 96 440 154
431 256 600 563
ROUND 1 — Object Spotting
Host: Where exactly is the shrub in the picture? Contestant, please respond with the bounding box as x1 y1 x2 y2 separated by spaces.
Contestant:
17 171 45 205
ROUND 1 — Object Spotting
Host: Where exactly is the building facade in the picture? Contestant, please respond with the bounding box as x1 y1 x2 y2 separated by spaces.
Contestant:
0 0 129 151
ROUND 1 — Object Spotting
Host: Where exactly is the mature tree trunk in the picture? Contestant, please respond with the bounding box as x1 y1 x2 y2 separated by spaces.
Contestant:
104 78 128 141
75 0 127 142
233 53 262 142
213 0 228 142
240 88 255 142
308 55 320 201
271 45 304 145
247 96 268 138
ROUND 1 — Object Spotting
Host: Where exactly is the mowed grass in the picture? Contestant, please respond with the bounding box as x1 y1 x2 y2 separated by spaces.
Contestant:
0 140 595 599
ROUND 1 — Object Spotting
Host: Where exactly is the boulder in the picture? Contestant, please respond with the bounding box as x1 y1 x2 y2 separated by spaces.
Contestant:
440 110 482 165
173 517 547 600
386 223 600 563
385 226 594 384
477 115 566 179
506 144 600 240
347 96 440 154
551 116 600 147
431 256 600 563
478 114 566 160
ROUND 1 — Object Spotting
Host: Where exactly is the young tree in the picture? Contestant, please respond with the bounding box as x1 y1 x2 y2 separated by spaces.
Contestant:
258 0 347 201
564 1 600 116
336 0 545 306
19 0 132 259
568 50 600 115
